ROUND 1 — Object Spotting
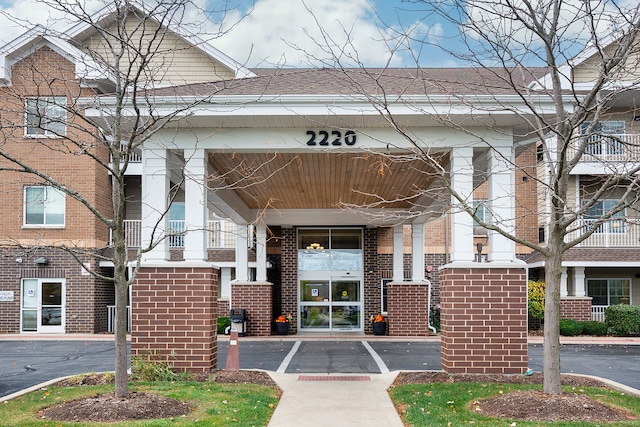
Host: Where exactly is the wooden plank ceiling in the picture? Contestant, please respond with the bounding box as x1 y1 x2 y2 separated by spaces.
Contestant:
207 152 448 210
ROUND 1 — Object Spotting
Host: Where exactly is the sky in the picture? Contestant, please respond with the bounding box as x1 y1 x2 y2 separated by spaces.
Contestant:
0 0 456 68
0 0 636 68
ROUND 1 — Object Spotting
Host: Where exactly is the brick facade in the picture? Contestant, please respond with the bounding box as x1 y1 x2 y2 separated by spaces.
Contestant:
387 282 431 336
230 282 273 336
560 297 592 321
0 248 113 333
131 267 218 373
440 266 528 374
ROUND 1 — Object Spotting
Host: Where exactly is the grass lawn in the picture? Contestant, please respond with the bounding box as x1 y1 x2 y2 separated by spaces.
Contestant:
390 382 640 427
0 381 280 427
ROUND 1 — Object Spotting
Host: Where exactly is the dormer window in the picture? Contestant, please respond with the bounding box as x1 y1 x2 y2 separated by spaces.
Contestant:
25 97 66 137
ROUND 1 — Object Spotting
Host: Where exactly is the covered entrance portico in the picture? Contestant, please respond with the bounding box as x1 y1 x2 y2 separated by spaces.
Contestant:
86 69 534 374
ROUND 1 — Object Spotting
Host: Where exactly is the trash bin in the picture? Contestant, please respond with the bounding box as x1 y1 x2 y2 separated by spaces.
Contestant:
229 308 247 336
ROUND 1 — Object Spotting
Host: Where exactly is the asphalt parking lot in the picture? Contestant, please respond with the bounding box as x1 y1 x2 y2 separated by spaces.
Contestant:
1 338 639 398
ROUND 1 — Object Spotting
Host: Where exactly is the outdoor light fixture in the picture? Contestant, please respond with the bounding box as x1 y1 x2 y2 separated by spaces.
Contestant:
34 257 49 266
476 243 483 263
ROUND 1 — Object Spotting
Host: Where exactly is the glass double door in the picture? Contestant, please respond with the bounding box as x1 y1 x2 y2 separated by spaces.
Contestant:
21 279 65 333
299 276 362 331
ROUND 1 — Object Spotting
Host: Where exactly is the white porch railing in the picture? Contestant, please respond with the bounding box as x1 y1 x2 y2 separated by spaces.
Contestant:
107 305 131 332
567 218 640 247
109 144 142 163
109 219 237 249
567 134 640 162
592 305 607 322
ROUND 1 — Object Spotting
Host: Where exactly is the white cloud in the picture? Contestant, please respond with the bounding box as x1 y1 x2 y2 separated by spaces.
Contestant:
208 0 413 67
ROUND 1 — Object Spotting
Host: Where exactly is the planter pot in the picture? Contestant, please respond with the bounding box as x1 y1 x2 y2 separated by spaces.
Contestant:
372 321 386 336
274 322 290 335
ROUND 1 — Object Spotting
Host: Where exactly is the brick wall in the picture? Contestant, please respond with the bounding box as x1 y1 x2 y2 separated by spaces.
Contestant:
560 297 592 321
132 266 218 373
0 46 111 249
363 228 380 334
230 282 273 336
440 266 528 374
280 228 297 333
0 247 112 333
387 282 430 336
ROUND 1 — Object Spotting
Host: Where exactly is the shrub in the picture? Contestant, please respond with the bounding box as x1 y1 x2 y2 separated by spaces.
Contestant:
130 350 192 382
527 280 545 321
581 320 608 336
217 316 231 334
429 304 441 332
559 318 584 336
605 304 640 336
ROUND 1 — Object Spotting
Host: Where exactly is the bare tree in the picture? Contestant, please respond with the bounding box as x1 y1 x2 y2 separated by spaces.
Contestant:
303 1 640 394
0 0 256 397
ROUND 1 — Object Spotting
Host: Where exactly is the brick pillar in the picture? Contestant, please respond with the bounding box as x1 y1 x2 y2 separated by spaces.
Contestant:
230 282 273 336
387 282 430 336
441 266 527 374
280 228 297 333
132 266 218 373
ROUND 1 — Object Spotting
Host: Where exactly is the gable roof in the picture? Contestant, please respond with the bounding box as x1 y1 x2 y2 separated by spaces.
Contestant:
62 0 254 79
0 25 108 86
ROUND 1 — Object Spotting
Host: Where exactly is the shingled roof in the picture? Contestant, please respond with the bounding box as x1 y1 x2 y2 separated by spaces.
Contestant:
151 66 549 98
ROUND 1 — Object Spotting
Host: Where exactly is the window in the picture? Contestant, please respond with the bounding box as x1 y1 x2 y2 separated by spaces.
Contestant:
381 278 390 314
25 97 66 137
588 279 630 306
472 200 489 228
581 121 625 155
24 186 65 226
584 200 625 234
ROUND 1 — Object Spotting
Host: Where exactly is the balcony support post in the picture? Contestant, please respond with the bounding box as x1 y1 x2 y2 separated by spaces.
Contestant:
450 147 475 263
488 145 516 262
184 148 208 262
574 266 586 297
141 146 169 262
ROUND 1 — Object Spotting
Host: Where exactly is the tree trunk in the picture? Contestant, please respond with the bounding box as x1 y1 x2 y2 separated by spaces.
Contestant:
543 239 563 394
114 281 129 397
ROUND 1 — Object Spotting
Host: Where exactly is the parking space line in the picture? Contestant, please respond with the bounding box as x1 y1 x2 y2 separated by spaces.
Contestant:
362 340 389 374
277 340 301 373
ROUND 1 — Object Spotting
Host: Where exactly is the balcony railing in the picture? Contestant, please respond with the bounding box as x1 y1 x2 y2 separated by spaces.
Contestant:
567 134 640 162
107 305 131 333
566 218 640 247
592 305 607 322
109 144 142 163
109 219 237 249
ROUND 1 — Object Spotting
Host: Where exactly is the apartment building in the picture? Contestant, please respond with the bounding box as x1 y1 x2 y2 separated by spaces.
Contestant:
0 2 637 374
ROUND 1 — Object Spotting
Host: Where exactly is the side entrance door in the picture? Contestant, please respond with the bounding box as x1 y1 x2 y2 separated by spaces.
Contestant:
21 279 65 333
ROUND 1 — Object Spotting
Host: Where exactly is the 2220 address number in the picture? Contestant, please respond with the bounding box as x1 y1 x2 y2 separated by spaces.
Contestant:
306 130 357 146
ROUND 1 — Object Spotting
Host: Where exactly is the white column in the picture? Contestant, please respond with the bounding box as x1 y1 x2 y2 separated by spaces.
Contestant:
256 224 267 282
560 267 568 297
183 148 208 262
141 146 169 262
488 145 516 262
449 147 475 262
392 225 404 282
574 266 586 297
412 223 425 282
235 224 249 282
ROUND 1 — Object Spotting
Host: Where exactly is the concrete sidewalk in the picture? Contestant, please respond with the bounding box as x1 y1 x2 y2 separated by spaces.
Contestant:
267 372 403 427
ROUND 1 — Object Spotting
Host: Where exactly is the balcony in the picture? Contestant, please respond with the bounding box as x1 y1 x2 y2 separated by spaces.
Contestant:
567 218 640 247
567 134 640 162
109 220 237 249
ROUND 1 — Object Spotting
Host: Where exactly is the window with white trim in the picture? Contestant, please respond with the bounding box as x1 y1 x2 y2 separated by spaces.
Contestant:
584 200 625 234
24 186 65 226
581 121 625 155
381 278 390 314
25 97 66 137
588 279 630 306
